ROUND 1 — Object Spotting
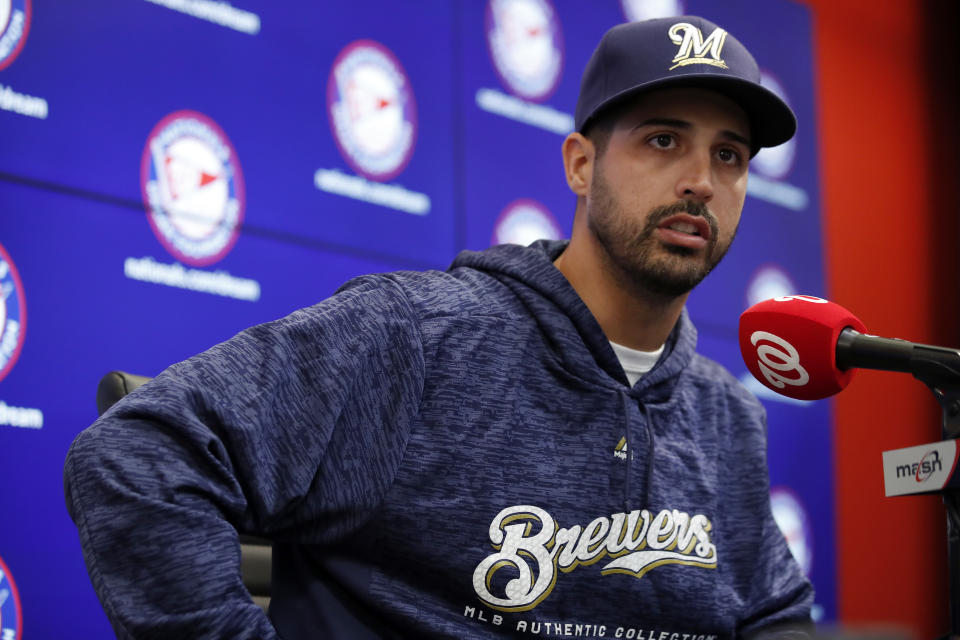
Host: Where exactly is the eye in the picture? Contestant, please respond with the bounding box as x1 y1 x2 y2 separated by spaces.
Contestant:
717 147 742 166
648 133 676 150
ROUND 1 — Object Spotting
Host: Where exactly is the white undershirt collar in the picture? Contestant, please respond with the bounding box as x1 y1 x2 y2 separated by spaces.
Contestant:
610 340 665 386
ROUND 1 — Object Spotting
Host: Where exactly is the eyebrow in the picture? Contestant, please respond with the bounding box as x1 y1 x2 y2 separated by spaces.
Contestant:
633 117 752 149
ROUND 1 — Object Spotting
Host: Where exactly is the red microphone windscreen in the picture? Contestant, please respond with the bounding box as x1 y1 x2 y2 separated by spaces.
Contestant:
738 295 867 401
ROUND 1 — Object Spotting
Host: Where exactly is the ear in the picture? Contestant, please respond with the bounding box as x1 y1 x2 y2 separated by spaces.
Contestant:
562 132 594 198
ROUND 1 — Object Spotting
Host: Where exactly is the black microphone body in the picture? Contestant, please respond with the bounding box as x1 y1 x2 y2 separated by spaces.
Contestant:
836 328 960 389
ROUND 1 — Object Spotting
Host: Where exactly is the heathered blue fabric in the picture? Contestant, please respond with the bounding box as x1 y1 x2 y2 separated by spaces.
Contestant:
64 240 813 639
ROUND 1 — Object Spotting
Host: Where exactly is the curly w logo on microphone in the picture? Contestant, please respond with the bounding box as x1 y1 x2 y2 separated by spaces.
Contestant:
472 505 717 612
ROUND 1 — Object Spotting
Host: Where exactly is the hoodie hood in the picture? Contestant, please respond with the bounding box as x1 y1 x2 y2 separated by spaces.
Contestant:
450 240 698 407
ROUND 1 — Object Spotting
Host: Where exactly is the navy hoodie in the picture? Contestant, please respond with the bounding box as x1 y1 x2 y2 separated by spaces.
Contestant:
64 240 813 639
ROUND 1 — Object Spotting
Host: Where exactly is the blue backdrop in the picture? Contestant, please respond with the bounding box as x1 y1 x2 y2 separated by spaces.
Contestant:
0 1 829 637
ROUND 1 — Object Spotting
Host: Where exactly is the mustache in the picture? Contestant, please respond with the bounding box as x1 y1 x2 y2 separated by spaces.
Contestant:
645 200 718 240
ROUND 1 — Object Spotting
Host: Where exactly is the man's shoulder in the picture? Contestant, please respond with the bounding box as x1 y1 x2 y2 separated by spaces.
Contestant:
686 351 764 411
342 266 519 321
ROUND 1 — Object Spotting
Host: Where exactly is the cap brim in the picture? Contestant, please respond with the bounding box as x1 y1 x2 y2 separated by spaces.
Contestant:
580 74 797 153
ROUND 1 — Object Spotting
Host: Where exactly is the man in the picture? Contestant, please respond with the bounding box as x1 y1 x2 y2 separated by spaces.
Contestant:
65 16 813 639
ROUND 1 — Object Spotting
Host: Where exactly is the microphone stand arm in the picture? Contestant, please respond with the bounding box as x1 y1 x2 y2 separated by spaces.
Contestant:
917 372 960 640
838 329 960 636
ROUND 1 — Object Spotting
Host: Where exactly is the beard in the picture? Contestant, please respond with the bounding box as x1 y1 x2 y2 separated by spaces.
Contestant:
586 164 738 299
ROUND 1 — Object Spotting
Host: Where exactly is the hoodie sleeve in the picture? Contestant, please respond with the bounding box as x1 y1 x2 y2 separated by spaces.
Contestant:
735 414 816 640
736 513 815 639
63 275 424 639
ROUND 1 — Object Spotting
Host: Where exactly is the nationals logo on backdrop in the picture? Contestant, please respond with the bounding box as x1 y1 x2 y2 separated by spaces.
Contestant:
745 69 808 211
492 198 563 247
746 264 797 308
485 0 563 102
751 71 797 180
0 243 26 385
770 488 813 575
141 110 245 266
0 0 30 71
620 0 685 22
0 553 22 639
327 40 417 182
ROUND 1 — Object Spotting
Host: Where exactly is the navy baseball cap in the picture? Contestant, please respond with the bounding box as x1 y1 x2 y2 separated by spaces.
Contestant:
575 16 796 155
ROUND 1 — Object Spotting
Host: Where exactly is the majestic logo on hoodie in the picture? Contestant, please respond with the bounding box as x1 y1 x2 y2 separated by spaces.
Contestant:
613 436 628 460
473 505 717 611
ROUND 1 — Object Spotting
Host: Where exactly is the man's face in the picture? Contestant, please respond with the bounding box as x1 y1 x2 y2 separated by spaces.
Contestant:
585 87 751 298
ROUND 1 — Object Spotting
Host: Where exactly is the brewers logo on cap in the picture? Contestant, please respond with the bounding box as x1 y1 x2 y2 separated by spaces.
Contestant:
0 243 26 385
0 0 30 71
667 21 729 71
485 0 564 102
0 553 22 639
750 71 797 180
141 110 245 266
770 487 813 575
327 40 417 182
492 198 563 246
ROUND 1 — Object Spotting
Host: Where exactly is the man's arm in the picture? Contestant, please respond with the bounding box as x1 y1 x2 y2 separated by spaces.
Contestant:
734 411 815 639
736 509 816 639
64 276 424 639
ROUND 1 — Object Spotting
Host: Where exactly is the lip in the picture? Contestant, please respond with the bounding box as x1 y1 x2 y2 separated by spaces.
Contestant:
655 213 712 250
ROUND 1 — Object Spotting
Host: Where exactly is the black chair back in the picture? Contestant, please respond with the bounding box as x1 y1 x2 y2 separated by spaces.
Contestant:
96 370 272 612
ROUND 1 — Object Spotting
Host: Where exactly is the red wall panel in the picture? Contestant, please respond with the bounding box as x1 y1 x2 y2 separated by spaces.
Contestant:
804 1 959 637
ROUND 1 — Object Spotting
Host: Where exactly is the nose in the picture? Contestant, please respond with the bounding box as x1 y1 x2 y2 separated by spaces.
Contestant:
674 149 714 203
